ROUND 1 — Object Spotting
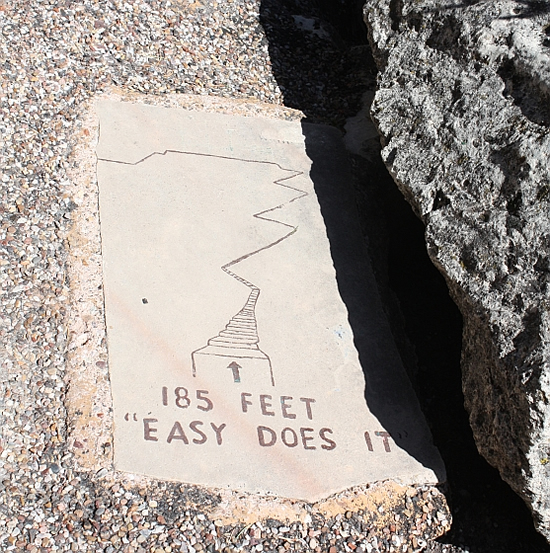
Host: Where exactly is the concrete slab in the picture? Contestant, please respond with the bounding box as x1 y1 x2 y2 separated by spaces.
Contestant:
96 100 444 500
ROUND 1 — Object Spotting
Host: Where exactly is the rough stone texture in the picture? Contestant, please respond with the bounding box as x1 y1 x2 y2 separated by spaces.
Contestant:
364 0 550 540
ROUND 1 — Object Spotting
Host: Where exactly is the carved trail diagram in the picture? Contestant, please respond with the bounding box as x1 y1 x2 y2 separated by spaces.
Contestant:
99 150 307 387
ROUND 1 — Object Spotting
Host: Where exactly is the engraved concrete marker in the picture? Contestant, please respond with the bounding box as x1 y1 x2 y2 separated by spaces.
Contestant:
96 100 444 500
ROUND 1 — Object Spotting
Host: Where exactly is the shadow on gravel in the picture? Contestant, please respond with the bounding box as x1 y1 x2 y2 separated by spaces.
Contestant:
259 1 550 552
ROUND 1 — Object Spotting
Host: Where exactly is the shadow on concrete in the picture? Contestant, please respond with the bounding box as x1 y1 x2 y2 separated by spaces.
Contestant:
260 0 444 479
301 121 445 480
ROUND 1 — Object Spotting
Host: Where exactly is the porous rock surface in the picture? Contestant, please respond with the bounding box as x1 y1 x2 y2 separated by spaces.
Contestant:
364 0 550 539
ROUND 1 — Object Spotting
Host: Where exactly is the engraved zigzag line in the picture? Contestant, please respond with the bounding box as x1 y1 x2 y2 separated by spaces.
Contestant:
197 161 306 388
100 150 308 387
221 167 306 288
99 149 307 289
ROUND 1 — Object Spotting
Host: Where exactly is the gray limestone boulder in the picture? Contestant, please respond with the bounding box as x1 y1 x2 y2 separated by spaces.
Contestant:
363 0 550 539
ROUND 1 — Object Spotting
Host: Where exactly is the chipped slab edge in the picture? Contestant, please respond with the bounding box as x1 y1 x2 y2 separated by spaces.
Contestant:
65 89 450 532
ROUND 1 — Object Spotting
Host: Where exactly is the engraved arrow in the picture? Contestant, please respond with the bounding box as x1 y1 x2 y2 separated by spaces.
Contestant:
228 361 242 383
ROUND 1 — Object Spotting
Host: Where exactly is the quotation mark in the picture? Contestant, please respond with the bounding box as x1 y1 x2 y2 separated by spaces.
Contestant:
124 413 138 422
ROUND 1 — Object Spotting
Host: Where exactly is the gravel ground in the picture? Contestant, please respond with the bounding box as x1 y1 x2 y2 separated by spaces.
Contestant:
3 0 550 551
0 0 453 551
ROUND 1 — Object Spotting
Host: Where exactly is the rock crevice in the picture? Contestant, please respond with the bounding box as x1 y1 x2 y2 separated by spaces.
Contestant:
364 0 550 538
